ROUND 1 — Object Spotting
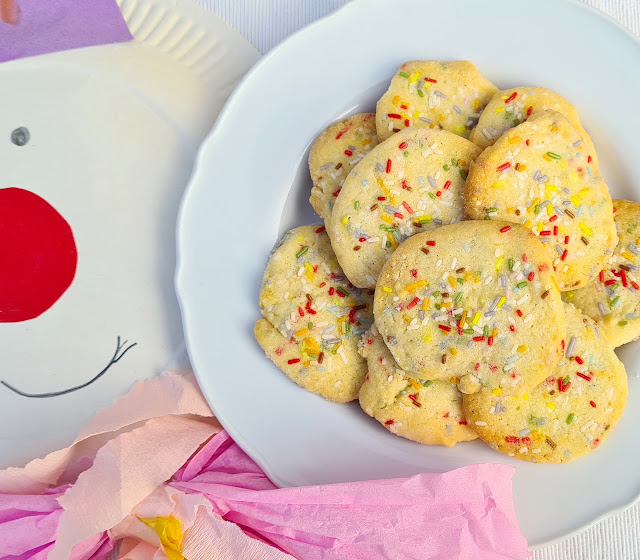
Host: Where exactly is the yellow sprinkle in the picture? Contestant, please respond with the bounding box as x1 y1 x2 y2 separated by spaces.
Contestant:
509 136 522 144
492 328 498 337
387 233 398 248
636 237 640 245
491 181 505 190
450 348 458 356
472 312 481 325
546 402 556 411
342 216 349 225
410 379 422 391
392 95 400 105
517 163 526 171
495 107 505 113
492 388 502 395
440 302 452 308
545 184 558 192
570 196 580 206
551 275 560 291
570 171 579 183
448 276 457 288
546 203 554 216
423 333 432 342
560 160 568 169
409 71 420 83
579 222 594 237
304 262 314 273
383 286 393 293
566 292 574 299
497 297 506 309
474 98 480 111
414 111 421 119
422 298 429 311
391 195 399 206
522 393 529 400
381 214 394 224
400 112 409 120
305 271 315 281
517 345 527 353
465 272 474 282
543 153 552 162
495 256 504 270
361 139 372 146
377 178 392 197
523 219 532 228
454 126 467 135
406 280 426 292
621 250 634 261
296 328 309 336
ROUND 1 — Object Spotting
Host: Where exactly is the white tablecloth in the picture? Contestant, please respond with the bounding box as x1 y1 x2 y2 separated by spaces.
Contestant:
195 1 640 557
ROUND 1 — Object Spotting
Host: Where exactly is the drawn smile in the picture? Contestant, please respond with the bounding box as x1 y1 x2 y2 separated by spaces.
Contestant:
1 336 137 398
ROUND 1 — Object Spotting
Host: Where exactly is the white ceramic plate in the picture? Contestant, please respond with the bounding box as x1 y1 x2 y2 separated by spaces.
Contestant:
0 0 259 469
177 0 640 548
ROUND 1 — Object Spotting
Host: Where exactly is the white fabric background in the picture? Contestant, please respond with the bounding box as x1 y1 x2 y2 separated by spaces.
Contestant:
194 1 640 558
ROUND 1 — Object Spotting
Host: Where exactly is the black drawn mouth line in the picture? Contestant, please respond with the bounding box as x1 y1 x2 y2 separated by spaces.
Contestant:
0 336 137 398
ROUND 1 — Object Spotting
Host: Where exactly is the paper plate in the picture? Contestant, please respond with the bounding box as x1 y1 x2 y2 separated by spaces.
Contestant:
0 0 259 468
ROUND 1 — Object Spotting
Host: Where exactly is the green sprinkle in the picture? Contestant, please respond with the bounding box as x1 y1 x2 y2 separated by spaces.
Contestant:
566 413 575 425
345 321 351 333
516 281 528 289
534 204 540 215
454 292 463 304
399 71 409 78
435 303 441 310
308 322 313 329
432 291 441 297
296 246 309 258
508 258 515 271
513 119 520 126
379 224 396 232
610 283 619 291
417 216 431 224
417 89 424 98
611 295 621 307
563 375 571 385
428 192 436 200
386 241 392 248
457 278 464 284
463 328 474 335
443 164 451 171
483 325 489 337
403 151 409 157
451 157 458 166
354 201 360 210
459 169 468 180
619 320 629 326
486 207 498 213
546 151 562 160
422 380 433 387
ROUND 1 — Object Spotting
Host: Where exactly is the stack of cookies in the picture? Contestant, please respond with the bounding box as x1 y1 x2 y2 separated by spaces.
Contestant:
255 60 634 464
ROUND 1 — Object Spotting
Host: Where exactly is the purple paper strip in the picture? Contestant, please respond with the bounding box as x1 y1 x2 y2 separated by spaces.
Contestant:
0 0 133 63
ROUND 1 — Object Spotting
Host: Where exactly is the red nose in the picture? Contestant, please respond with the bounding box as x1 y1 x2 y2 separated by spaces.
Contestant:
0 187 77 322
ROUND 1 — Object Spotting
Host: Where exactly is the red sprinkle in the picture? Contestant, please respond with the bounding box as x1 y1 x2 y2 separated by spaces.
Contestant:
318 282 326 288
315 226 325 234
599 270 605 283
298 307 305 317
577 372 592 382
388 113 401 119
443 180 452 190
385 419 394 425
359 237 366 243
328 287 335 296
377 196 386 201
558 378 571 392
539 230 551 236
527 272 535 282
398 141 408 149
459 420 468 425
344 149 353 157
553 226 559 237
474 363 480 371
426 240 436 246
525 139 530 146
505 92 517 103
588 155 593 163
394 212 405 220
522 253 528 262
604 279 617 286
401 179 409 190
500 225 512 233
564 236 570 245
516 309 523 317
549 215 558 222
407 297 419 310
410 269 418 278
509 325 515 332
621 270 628 287
561 250 568 261
404 119 410 127
386 159 392 173
632 281 640 290
590 401 597 408
497 162 511 172
575 356 584 365
332 188 341 197
505 436 520 444
402 201 414 214
488 336 494 346
436 191 442 197
526 106 533 116
287 358 300 365
438 324 452 332
473 336 485 342
348 309 357 323
424 77 437 83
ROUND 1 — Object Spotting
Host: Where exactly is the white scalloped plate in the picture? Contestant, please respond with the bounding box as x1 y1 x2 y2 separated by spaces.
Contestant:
0 0 259 468
177 0 640 548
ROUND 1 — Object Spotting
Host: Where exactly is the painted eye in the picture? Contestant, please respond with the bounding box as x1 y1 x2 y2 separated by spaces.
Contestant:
10 126 30 146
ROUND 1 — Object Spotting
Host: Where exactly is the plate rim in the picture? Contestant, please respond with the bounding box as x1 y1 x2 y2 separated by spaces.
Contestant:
175 0 640 550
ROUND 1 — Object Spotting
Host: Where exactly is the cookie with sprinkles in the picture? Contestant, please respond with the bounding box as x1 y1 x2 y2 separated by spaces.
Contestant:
358 326 477 446
469 87 588 151
309 113 379 219
373 220 565 396
465 110 616 291
375 60 498 142
327 127 482 288
463 303 627 463
564 200 640 347
257 225 374 402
